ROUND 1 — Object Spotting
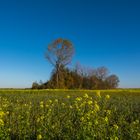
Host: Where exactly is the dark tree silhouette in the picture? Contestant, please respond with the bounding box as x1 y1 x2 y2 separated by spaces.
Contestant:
106 74 120 89
96 66 109 80
45 38 74 88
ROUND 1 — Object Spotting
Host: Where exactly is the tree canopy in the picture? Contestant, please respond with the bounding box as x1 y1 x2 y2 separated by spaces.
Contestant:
45 38 74 67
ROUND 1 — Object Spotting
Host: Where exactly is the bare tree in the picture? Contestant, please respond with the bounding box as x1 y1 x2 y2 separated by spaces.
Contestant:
106 74 119 88
96 66 109 80
45 38 74 88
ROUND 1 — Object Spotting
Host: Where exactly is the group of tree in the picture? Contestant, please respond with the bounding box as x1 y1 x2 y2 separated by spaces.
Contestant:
32 38 119 89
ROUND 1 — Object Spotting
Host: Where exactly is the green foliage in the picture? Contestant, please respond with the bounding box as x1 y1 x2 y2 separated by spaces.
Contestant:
0 89 140 139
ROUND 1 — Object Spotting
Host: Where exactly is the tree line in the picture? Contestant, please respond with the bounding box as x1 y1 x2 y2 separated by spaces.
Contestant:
32 38 119 89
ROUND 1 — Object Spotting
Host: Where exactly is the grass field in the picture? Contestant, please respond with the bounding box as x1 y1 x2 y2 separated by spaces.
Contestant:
0 89 140 140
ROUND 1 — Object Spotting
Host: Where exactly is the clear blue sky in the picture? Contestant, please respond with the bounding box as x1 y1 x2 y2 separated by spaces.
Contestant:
0 0 140 88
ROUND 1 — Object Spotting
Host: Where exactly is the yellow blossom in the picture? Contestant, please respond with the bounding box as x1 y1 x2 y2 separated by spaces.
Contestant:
94 103 100 111
87 100 93 105
67 95 70 99
89 97 92 100
104 117 108 123
37 134 42 140
36 118 40 123
52 125 55 129
113 124 119 130
96 91 101 98
106 110 111 115
76 97 82 101
91 111 94 114
69 105 73 109
105 95 110 99
48 100 52 104
0 119 4 126
61 103 65 106
137 133 140 139
40 104 44 108
81 117 84 122
88 122 92 126
40 101 43 105
6 111 9 115
115 136 119 140
40 115 44 120
54 99 58 103
0 111 5 117
77 108 81 112
84 94 89 98
40 101 44 108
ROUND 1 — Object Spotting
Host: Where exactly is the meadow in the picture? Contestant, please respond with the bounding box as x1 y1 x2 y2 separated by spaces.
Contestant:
0 89 140 140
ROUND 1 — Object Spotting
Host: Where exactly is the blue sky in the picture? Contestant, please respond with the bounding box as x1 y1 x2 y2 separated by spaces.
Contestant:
0 0 140 88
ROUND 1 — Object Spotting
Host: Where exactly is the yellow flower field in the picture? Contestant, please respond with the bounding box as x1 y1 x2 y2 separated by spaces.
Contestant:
0 89 140 140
